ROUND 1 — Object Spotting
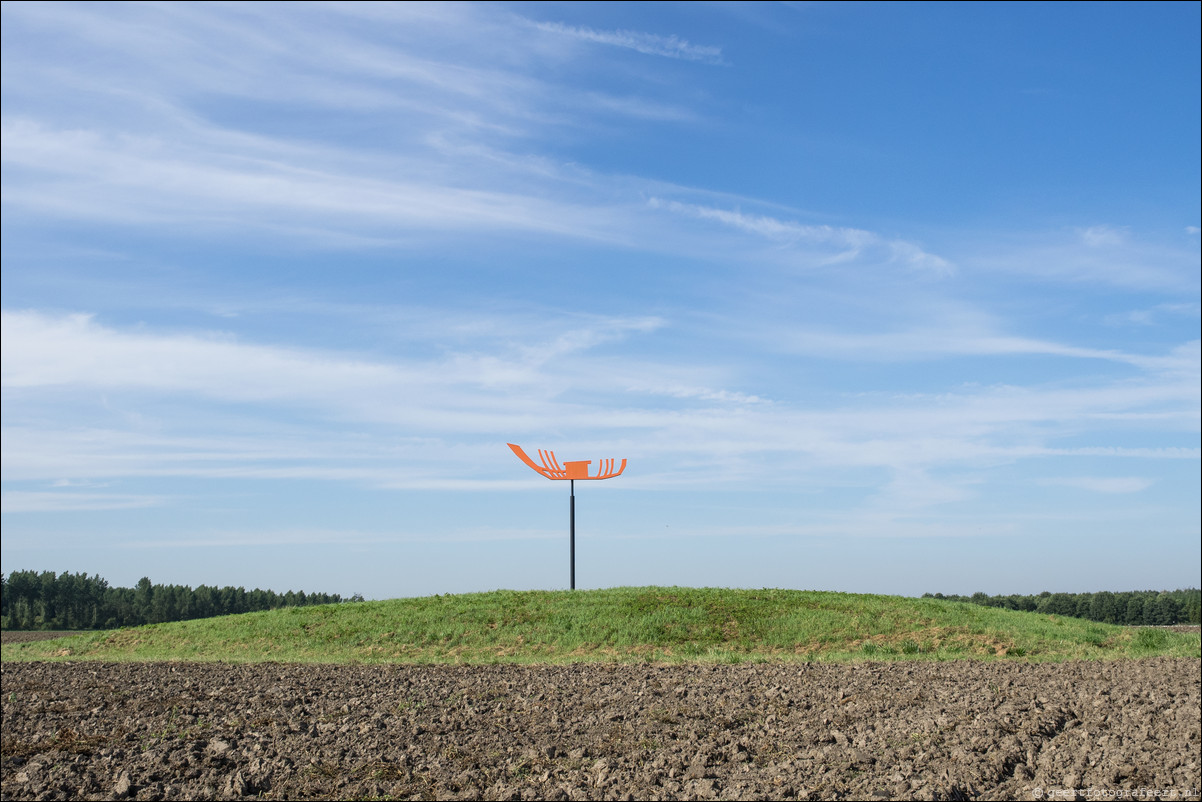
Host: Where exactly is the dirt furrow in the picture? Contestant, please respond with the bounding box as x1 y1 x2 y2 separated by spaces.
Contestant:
2 659 1198 800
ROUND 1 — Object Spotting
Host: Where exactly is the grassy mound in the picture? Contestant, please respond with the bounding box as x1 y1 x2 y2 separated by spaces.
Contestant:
3 587 1198 664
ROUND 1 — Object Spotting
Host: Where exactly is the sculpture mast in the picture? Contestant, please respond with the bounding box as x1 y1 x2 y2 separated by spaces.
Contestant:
507 443 626 589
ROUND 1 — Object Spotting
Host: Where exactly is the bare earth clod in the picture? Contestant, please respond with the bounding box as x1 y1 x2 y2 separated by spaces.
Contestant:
2 659 1198 801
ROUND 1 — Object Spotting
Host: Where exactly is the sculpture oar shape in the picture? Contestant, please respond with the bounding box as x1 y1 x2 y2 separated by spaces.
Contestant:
507 443 626 481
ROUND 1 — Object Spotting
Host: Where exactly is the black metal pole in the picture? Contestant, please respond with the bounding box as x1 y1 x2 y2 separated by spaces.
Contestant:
570 479 576 590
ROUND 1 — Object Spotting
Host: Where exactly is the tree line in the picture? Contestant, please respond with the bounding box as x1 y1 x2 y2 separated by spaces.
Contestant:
1 570 349 631
923 588 1201 626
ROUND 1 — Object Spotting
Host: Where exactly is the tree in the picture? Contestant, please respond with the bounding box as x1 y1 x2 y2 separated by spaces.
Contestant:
1035 593 1077 617
1125 595 1145 625
1150 594 1180 625
1089 591 1119 625
134 576 154 622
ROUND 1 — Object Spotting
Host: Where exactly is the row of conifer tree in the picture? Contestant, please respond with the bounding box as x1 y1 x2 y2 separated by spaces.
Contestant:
3 570 1198 630
1 570 345 631
923 588 1201 626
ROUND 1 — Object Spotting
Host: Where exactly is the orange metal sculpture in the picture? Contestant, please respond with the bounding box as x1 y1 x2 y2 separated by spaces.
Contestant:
507 443 627 589
507 443 626 481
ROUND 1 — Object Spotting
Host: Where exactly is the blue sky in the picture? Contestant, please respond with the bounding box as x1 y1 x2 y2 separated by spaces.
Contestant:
2 1 1198 601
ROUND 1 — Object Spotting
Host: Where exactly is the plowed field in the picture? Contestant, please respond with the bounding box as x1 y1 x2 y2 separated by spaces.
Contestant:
2 658 1198 801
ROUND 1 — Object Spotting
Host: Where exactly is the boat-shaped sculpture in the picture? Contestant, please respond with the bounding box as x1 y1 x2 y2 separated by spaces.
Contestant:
507 443 626 481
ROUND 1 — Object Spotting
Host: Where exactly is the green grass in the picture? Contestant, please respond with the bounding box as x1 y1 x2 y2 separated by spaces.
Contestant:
3 586 1198 665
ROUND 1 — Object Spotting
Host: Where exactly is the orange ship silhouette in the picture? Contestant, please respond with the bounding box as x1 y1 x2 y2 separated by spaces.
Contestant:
507 443 626 481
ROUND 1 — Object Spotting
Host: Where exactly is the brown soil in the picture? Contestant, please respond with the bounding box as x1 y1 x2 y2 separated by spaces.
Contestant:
2 659 1198 801
1 632 87 645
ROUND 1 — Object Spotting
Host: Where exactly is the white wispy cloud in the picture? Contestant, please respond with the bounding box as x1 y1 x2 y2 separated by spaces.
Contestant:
113 525 562 550
1 309 407 399
2 2 543 120
748 291 1202 380
1040 477 1155 494
4 310 1196 503
3 2 1198 555
781 326 1200 374
1 491 164 513
1106 302 1202 327
0 3 722 249
964 227 1200 291
648 198 954 274
578 92 701 122
1077 224 1129 248
532 21 725 64
0 309 674 426
0 118 622 242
